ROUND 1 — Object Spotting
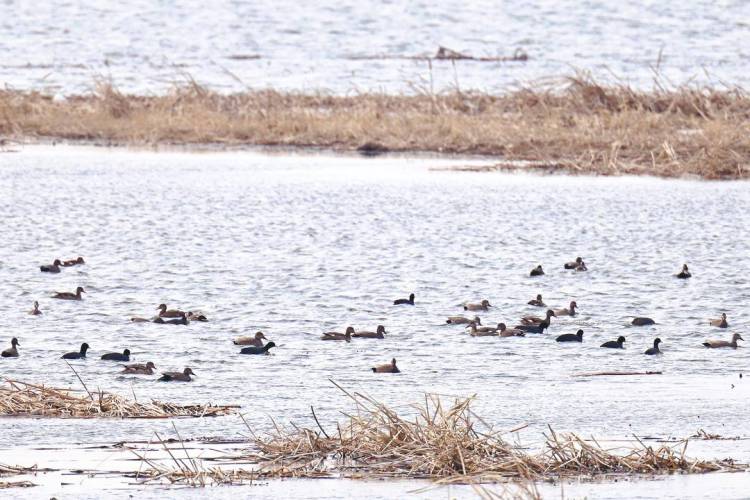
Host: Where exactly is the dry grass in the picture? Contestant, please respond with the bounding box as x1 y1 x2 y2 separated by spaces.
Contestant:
1 75 749 179
0 379 238 419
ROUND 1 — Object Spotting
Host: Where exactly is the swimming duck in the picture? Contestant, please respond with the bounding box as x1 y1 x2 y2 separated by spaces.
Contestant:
157 304 185 318
122 362 156 375
466 322 499 336
393 293 415 305
52 286 85 300
240 341 277 355
62 257 85 266
62 342 90 359
703 333 743 349
644 338 662 355
632 317 655 326
575 261 588 271
186 311 208 322
497 323 525 337
464 300 491 311
520 309 556 325
556 329 583 342
516 310 555 333
709 313 728 328
564 257 583 269
554 301 578 317
530 265 544 276
40 259 62 273
29 301 42 315
676 264 691 279
233 332 267 346
527 294 545 307
321 327 354 342
353 325 387 339
446 315 481 325
601 336 626 349
1 338 20 358
101 349 130 361
372 358 400 373
158 367 196 382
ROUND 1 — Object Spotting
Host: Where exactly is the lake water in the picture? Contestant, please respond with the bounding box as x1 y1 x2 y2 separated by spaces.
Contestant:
2 0 749 94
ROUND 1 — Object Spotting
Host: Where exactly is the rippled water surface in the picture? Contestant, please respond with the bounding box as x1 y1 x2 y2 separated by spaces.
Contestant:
2 0 749 93
1 147 749 498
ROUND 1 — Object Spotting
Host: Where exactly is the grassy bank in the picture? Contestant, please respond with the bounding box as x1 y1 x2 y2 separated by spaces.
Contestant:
1 77 748 179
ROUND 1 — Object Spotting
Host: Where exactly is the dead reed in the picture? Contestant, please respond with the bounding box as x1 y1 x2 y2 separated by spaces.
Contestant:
1 74 748 179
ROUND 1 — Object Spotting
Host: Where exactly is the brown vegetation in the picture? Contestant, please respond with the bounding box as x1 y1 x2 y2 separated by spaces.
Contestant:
1 75 749 179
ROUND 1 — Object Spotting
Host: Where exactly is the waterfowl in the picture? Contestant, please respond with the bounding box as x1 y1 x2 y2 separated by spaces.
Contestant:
158 367 195 382
52 286 85 300
40 259 62 273
601 336 626 348
709 313 728 328
122 362 156 375
29 301 42 315
162 313 189 325
520 309 556 325
353 325 387 339
321 326 354 342
101 349 130 361
372 358 399 373
575 261 588 271
240 341 277 355
466 322 499 336
497 323 525 337
393 293 415 305
564 257 583 269
530 265 544 276
556 329 584 342
554 301 578 317
703 333 743 349
527 294 545 307
464 300 491 311
186 311 208 322
62 342 89 359
233 332 267 346
157 304 185 318
676 264 691 279
446 315 481 325
632 317 655 326
62 257 85 266
1 338 20 358
516 310 555 333
644 338 662 355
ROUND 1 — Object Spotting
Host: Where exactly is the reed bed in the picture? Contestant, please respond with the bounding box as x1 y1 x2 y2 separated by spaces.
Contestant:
0 380 237 419
1 75 748 179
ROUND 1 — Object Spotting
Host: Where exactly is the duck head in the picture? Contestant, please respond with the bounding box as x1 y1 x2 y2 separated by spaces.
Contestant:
255 331 267 340
183 367 196 377
481 299 491 307
376 325 387 334
145 362 156 369
76 257 85 264
546 309 556 318
617 336 626 344
11 337 19 347
123 348 131 357
576 329 584 338
76 287 86 294
53 259 62 266
157 304 167 312
732 334 744 342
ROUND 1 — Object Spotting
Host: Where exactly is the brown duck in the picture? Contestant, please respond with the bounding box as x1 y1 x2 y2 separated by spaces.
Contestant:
466 322 499 336
446 315 481 325
321 326 354 342
122 362 156 375
62 257 85 266
157 304 185 318
40 259 62 273
703 333 743 349
497 323 525 337
554 301 578 317
353 325 387 339
158 367 196 382
464 300 491 311
29 301 42 315
372 358 400 373
520 309 556 325
676 264 691 279
527 294 545 307
233 332 268 346
564 257 583 269
709 313 728 328
530 265 544 276
52 286 85 300
1 338 20 358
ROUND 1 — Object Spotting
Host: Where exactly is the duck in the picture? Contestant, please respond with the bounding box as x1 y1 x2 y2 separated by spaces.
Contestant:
497 323 525 337
321 327 354 342
464 300 491 311
527 294 545 307
466 322 499 336
575 261 588 271
122 362 156 375
676 264 691 279
516 310 555 333
632 317 655 326
530 265 545 276
709 313 728 328
553 301 578 317
1 338 20 358
28 301 42 315
52 286 85 300
601 336 626 349
62 257 85 266
393 293 415 305
233 332 267 346
372 358 400 373
520 309 556 325
62 342 90 359
240 341 277 355
157 304 185 318
353 325 387 339
556 329 583 342
446 315 481 325
158 367 196 382
644 338 662 355
101 349 131 361
186 311 208 322
703 333 743 349
40 259 62 273
564 257 583 269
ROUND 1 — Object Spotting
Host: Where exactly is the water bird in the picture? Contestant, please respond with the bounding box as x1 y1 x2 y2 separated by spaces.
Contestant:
520 309 556 325
703 333 743 349
29 301 42 315
162 313 189 325
575 260 588 271
464 300 491 311
564 257 583 269
709 313 728 328
62 257 85 266
157 304 185 318
52 286 85 300
554 301 578 317
353 325 387 339
515 312 554 334
527 294 545 307
233 332 267 346
644 338 662 355
601 336 626 348
62 342 90 359
158 367 195 382
101 349 130 361
446 315 481 325
40 259 62 273
467 322 499 336
186 311 208 322
497 323 525 337
372 358 399 373
530 265 545 276
1 338 20 358
321 327 354 342
556 329 584 342
240 341 276 355
122 362 156 375
632 317 655 326
393 293 415 305
676 264 691 279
